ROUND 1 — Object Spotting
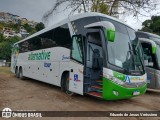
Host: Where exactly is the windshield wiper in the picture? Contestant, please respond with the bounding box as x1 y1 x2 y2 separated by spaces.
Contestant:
134 49 144 74
135 40 140 52
125 41 144 75
133 40 145 73
124 42 134 74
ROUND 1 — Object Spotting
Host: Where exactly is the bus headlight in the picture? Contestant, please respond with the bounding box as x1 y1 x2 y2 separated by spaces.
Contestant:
113 90 119 96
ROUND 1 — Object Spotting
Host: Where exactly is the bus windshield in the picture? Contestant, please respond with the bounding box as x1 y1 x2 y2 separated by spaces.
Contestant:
101 17 144 75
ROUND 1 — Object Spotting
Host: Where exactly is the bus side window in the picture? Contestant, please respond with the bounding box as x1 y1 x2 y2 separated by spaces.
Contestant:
53 24 72 49
142 45 154 67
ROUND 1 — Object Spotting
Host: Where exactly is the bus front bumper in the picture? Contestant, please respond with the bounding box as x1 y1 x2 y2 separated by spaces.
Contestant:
102 78 147 100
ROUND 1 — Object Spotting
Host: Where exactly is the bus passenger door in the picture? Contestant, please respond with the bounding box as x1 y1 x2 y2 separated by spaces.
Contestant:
146 67 156 89
143 46 156 89
69 35 85 95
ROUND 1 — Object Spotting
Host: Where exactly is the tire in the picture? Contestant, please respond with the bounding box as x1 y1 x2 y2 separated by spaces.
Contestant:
63 73 74 96
15 67 19 78
19 67 25 80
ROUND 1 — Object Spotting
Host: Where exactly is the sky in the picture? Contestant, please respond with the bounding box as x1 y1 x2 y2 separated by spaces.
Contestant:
0 0 160 30
0 0 55 22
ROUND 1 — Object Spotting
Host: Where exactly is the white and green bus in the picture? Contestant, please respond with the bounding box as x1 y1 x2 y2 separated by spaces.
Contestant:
11 12 147 100
137 31 160 90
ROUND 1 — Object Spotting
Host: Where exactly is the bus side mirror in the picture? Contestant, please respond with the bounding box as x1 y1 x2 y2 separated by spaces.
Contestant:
152 46 157 54
139 38 157 54
102 21 115 42
105 28 115 42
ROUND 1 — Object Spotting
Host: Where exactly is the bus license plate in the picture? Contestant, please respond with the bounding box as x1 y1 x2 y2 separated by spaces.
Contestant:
133 91 140 96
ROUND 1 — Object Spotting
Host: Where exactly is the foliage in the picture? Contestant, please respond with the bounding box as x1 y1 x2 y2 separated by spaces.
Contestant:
140 16 160 35
23 23 34 33
0 15 46 61
0 23 4 31
0 36 21 61
35 22 45 31
30 29 37 35
91 0 109 15
0 33 5 42
43 0 158 21
0 21 45 35
0 22 20 32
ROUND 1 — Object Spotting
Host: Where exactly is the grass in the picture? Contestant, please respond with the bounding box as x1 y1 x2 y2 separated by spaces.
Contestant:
0 67 12 74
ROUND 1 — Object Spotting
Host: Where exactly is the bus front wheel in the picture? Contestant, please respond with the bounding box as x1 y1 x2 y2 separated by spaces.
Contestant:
64 73 74 96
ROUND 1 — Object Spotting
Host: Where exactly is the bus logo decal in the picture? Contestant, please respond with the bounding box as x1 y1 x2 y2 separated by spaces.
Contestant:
74 74 80 82
44 62 51 68
124 75 131 83
62 55 70 60
28 50 51 61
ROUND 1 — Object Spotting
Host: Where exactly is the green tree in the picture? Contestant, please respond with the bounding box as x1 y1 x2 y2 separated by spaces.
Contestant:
35 22 45 31
0 36 21 61
0 41 11 61
30 29 37 35
141 15 160 35
0 22 20 33
0 23 4 31
23 23 33 33
0 33 5 42
43 0 157 21
91 0 109 15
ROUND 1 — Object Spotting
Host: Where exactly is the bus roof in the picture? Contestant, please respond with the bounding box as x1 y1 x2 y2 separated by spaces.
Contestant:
136 31 160 45
15 12 132 45
137 31 160 39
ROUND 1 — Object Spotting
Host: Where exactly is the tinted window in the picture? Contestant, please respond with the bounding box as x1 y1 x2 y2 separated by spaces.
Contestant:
19 24 72 53
54 24 72 48
19 41 30 53
72 17 98 36
143 45 154 67
40 29 56 49
29 36 42 50
87 32 101 45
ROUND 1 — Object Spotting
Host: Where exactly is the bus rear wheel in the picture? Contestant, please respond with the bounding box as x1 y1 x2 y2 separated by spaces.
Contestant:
64 73 74 96
19 67 25 80
15 67 19 78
